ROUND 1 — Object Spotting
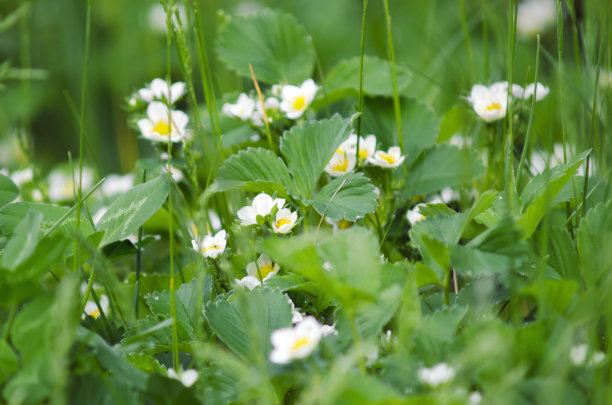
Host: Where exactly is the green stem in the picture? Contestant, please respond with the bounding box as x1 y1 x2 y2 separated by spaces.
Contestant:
458 0 476 82
163 0 180 372
382 0 403 150
135 170 146 319
80 265 96 315
355 0 368 165
504 0 518 214
516 36 541 185
74 0 93 272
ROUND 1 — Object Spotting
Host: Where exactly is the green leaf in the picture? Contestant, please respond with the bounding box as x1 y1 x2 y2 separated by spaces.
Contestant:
97 175 169 246
362 97 440 166
322 56 412 101
541 226 580 281
204 287 292 361
1 211 42 270
280 114 354 200
0 341 18 386
310 172 378 221
0 202 93 238
0 174 18 207
521 279 578 314
414 306 468 364
518 150 590 238
577 201 612 286
400 144 484 198
414 262 442 288
145 278 203 342
217 9 315 84
215 147 295 198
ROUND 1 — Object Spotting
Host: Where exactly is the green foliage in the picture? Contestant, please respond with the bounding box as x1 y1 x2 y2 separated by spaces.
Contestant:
310 172 378 221
401 144 484 197
217 9 315 84
97 175 169 246
280 114 353 199
0 174 18 207
577 201 612 286
204 287 292 361
0 202 93 238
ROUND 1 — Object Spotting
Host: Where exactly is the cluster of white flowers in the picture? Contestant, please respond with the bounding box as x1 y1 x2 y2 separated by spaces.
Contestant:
324 133 405 176
234 253 280 290
468 81 549 123
82 295 109 320
269 316 331 364
192 229 227 259
167 368 199 387
418 362 455 387
237 192 299 234
136 78 190 143
222 79 318 126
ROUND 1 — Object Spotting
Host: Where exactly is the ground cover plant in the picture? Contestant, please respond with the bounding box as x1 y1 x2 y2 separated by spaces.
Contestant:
1 0 611 403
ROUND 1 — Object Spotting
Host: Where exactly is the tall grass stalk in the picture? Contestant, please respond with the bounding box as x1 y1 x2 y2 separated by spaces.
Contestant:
504 0 517 214
163 0 180 372
516 36 541 185
457 0 476 82
355 0 368 166
74 0 93 272
382 0 403 151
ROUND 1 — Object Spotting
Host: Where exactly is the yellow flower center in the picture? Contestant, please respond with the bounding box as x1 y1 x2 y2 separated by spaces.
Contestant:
290 336 311 353
88 309 101 319
331 155 349 172
276 218 291 229
256 263 275 281
359 148 369 160
380 153 396 164
153 120 171 136
202 244 221 253
486 102 502 111
292 95 306 111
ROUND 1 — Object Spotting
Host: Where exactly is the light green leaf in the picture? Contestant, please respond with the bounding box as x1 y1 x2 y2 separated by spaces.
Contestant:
0 202 93 238
322 56 412 102
401 144 484 198
577 201 612 287
362 97 440 166
217 9 315 84
215 147 295 198
97 175 169 246
145 278 203 342
1 211 42 270
521 279 578 314
280 114 354 200
204 287 292 361
542 226 580 281
310 172 378 221
0 341 18 385
518 150 589 238
0 174 18 207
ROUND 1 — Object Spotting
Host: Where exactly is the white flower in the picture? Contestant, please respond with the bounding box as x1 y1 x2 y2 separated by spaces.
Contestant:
489 81 524 99
272 208 298 234
9 168 33 187
321 324 338 336
137 102 189 143
406 204 426 225
279 79 318 119
237 192 285 226
269 317 324 364
418 363 455 387
324 151 356 177
208 210 222 232
192 230 227 259
48 167 94 202
82 294 109 320
337 133 377 162
251 97 280 126
467 83 508 122
524 82 549 101
167 368 198 387
234 276 261 291
101 173 134 197
164 165 184 182
222 93 256 121
138 78 186 104
428 187 459 205
517 0 556 39
291 309 304 324
246 254 280 282
570 344 606 366
368 147 405 168
469 392 483 404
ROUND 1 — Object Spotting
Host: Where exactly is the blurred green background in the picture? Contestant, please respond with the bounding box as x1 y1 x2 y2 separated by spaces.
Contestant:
0 0 608 176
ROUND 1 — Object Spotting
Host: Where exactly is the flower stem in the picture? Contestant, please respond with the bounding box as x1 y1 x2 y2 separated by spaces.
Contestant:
74 0 93 272
355 0 368 166
382 0 403 150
